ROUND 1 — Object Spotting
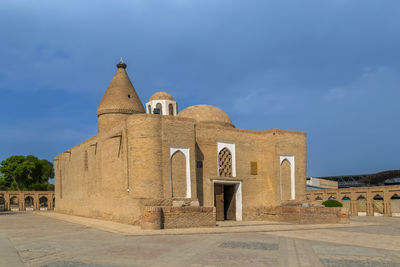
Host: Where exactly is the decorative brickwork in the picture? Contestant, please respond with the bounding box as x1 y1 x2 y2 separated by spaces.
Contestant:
218 148 232 177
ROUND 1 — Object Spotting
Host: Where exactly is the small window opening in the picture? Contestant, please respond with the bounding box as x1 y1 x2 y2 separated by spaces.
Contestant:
250 161 257 175
197 161 203 168
128 94 131 98
156 103 162 115
84 150 88 171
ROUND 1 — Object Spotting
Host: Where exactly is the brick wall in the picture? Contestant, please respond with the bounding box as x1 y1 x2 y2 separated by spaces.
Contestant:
161 206 216 229
244 205 349 224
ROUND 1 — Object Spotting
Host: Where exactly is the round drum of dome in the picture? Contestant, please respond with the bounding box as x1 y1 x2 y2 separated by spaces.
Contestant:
141 206 163 230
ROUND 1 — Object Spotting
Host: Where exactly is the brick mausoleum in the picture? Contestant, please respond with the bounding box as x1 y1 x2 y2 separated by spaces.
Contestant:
54 60 348 229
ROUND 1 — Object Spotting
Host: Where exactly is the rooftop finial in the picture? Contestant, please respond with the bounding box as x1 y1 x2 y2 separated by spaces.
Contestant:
117 58 127 69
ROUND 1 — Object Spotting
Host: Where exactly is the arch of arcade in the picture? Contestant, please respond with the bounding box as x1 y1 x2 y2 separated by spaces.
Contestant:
0 191 55 212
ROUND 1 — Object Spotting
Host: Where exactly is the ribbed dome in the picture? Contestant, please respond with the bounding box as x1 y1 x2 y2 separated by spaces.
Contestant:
178 105 234 127
149 91 175 101
97 63 145 116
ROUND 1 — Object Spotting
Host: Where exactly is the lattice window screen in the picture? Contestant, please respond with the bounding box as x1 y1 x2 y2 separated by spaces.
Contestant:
218 148 232 177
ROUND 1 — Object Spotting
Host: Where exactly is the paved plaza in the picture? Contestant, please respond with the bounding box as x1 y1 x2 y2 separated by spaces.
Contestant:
0 213 400 266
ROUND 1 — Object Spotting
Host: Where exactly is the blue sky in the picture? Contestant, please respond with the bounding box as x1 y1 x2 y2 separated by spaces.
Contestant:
0 0 399 177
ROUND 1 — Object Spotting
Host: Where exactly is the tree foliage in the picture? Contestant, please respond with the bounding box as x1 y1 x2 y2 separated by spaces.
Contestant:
322 199 343 207
0 155 54 191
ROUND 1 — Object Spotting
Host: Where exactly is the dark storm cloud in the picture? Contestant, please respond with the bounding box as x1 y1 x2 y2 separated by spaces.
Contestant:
0 0 399 175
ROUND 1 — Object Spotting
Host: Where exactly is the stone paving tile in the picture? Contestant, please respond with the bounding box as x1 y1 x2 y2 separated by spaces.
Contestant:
219 241 279 250
320 258 400 267
312 243 386 257
36 211 373 236
331 225 400 236
43 262 128 267
262 228 400 252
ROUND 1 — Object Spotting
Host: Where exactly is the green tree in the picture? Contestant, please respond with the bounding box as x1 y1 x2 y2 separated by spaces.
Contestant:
0 155 54 191
322 199 343 207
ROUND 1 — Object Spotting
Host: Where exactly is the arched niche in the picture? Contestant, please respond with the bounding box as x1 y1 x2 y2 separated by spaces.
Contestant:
357 195 367 216
39 196 48 211
373 194 384 216
171 150 187 198
342 196 351 211
0 196 5 211
391 194 400 217
280 156 295 200
280 159 291 200
170 147 191 198
10 196 19 211
24 196 34 211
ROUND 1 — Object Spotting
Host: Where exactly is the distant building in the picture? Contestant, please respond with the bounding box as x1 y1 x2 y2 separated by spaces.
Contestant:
306 177 338 190
308 171 400 189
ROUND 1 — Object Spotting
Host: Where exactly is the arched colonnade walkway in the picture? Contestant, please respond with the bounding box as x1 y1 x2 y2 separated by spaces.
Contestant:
307 185 400 217
0 191 55 212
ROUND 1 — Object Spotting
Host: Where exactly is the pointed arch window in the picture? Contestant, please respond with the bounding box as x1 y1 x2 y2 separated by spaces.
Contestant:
218 148 232 177
217 142 236 177
156 103 162 115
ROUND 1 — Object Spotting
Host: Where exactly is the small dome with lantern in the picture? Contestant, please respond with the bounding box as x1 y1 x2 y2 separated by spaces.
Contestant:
146 91 177 116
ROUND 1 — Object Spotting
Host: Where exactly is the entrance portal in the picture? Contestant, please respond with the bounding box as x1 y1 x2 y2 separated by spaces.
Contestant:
214 183 236 221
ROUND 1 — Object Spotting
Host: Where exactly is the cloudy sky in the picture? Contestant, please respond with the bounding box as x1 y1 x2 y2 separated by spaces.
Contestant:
0 0 399 176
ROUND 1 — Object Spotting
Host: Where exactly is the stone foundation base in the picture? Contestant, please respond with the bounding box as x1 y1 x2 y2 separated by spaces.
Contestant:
245 205 350 224
141 206 216 229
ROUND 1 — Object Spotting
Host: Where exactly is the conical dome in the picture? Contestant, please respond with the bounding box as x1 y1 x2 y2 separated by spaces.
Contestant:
97 61 145 116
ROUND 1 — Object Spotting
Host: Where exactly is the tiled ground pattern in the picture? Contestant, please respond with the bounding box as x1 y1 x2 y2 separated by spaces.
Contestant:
0 213 399 266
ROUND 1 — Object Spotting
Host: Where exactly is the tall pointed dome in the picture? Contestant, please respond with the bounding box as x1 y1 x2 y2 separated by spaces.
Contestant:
97 60 145 133
97 60 145 116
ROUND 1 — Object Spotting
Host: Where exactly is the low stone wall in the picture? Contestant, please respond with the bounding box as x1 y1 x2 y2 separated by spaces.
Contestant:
141 206 216 229
163 206 216 229
245 205 349 224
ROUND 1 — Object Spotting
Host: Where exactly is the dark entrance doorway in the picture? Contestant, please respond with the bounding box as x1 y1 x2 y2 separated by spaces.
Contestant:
214 183 236 221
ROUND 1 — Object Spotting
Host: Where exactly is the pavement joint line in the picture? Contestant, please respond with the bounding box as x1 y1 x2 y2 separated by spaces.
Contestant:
9 236 25 266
